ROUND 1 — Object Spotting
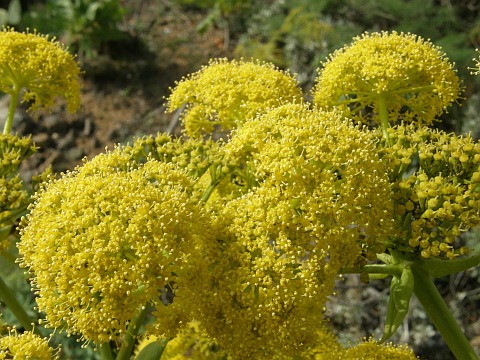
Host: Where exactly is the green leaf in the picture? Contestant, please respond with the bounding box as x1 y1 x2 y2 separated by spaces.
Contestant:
134 339 169 360
196 6 222 35
381 266 414 342
0 225 11 243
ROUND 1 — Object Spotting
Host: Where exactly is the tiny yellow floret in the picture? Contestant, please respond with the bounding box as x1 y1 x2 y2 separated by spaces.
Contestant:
0 330 58 359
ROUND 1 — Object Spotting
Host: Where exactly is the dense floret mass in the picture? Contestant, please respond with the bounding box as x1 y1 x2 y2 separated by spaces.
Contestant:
183 103 395 358
376 125 480 258
167 58 302 137
313 31 461 126
0 28 80 113
18 151 209 343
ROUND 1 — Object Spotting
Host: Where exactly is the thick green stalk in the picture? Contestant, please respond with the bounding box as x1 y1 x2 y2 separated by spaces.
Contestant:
411 265 479 360
200 165 225 203
3 89 20 134
340 263 403 277
115 304 149 360
200 181 218 203
99 342 114 360
0 274 34 331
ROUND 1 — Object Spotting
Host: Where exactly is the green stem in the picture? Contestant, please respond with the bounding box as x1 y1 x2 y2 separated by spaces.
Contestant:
99 342 114 360
201 181 219 203
0 274 34 331
376 94 391 144
3 88 20 134
200 165 225 203
393 84 436 96
411 265 479 360
340 264 403 277
115 304 149 360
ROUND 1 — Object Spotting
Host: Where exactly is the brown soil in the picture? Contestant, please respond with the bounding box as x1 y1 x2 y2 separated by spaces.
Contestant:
18 0 229 175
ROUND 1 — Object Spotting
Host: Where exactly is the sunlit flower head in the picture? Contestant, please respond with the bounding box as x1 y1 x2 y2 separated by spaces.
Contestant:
223 102 395 256
0 28 81 113
0 330 58 359
18 149 209 343
188 103 395 358
167 58 302 137
313 31 461 126
377 124 480 259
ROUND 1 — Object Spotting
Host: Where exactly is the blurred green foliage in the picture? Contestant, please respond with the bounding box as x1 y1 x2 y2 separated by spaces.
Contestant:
18 0 126 58
0 0 21 27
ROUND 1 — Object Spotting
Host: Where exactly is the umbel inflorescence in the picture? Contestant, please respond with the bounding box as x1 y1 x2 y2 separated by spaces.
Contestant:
0 27 81 114
313 31 461 128
167 58 303 137
18 150 213 344
13 29 479 360
185 103 396 358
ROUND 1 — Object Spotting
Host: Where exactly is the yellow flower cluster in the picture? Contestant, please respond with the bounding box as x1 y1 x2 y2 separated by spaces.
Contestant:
0 134 37 177
127 133 224 181
223 103 395 257
144 321 231 360
167 58 302 137
186 103 395 358
313 31 461 126
0 330 58 360
312 337 418 360
18 149 210 344
377 124 480 258
0 134 36 252
0 28 81 113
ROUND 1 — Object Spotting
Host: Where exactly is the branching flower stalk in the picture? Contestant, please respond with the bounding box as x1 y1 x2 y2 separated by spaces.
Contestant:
115 305 150 360
411 265 478 360
0 275 34 332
